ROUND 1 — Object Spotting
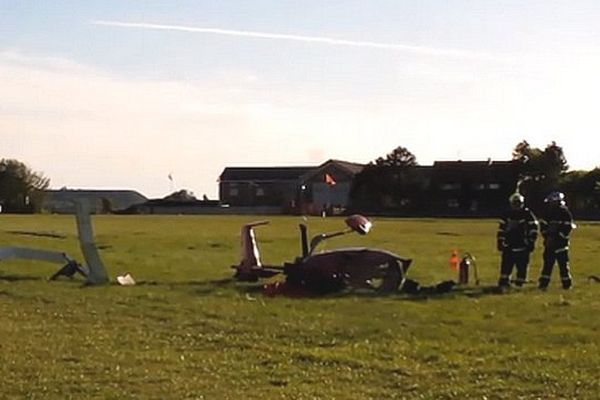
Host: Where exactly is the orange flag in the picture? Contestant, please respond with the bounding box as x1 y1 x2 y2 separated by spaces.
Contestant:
325 173 336 186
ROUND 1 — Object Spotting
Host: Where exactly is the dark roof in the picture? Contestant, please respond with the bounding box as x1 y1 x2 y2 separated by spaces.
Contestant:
325 159 365 175
44 189 147 199
219 166 316 182
432 160 518 181
299 159 366 182
43 189 148 210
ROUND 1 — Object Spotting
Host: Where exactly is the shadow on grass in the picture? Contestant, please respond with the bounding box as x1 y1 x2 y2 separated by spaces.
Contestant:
0 272 41 282
187 278 241 295
116 277 241 295
124 269 532 299
0 272 101 287
189 278 535 301
5 230 67 239
0 270 539 300
397 284 524 301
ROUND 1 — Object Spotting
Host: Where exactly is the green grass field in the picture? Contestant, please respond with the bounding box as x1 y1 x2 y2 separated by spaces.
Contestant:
1 214 599 399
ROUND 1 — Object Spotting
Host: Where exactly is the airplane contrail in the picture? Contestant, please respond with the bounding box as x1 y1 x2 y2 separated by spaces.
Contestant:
92 20 487 59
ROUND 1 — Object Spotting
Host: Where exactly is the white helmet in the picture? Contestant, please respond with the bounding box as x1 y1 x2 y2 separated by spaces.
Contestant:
544 191 565 206
509 192 524 209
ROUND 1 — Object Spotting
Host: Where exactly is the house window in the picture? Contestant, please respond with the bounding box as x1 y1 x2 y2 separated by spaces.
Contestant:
447 199 459 208
441 183 460 191
229 188 239 196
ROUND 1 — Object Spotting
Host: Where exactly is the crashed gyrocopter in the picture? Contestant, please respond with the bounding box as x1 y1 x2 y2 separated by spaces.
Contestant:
232 214 413 294
0 200 109 285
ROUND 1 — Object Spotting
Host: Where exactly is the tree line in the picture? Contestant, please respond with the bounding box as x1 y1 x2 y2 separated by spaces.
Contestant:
0 159 49 212
349 141 600 218
2 141 599 216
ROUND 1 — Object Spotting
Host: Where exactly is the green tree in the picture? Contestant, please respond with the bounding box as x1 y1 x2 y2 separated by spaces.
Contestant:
163 189 197 202
556 168 600 217
350 146 421 212
512 140 539 164
511 140 570 211
0 159 49 212
373 146 418 167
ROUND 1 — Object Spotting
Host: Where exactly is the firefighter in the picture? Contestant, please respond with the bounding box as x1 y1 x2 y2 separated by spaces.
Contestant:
497 192 538 287
538 191 575 290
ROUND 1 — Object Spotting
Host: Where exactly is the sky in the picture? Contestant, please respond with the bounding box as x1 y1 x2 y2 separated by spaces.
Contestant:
2 1 600 199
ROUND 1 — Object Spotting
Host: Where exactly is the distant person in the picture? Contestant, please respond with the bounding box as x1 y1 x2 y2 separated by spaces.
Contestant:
496 193 538 287
538 191 575 290
321 203 328 218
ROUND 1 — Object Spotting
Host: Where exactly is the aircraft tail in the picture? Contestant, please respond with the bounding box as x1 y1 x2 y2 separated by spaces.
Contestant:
234 220 270 281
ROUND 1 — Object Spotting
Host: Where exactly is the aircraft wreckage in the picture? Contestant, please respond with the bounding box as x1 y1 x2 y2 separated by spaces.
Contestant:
0 201 109 285
232 214 417 295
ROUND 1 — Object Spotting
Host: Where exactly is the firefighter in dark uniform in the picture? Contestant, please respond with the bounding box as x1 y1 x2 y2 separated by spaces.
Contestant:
538 191 575 290
497 193 538 287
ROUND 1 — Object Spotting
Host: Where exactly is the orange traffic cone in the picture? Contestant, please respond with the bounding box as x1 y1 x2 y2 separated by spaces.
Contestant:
449 250 460 270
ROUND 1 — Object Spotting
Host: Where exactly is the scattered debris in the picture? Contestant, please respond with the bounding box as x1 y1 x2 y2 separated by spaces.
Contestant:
116 273 136 286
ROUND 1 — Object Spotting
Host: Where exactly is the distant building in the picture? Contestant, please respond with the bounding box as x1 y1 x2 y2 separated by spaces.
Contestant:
219 166 314 209
218 159 520 216
42 189 148 214
298 160 365 215
348 159 520 216
219 160 365 214
430 160 519 215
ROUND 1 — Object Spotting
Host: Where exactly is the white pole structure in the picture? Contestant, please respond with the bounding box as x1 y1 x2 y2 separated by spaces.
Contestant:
74 200 109 285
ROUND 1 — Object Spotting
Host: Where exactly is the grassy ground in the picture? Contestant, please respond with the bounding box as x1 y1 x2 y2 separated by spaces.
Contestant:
1 214 599 399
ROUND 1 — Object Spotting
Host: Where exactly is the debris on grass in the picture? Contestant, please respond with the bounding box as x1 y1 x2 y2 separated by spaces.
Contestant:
116 273 136 286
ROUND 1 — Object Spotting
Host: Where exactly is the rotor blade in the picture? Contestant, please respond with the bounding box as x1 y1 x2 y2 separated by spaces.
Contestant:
0 247 70 264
